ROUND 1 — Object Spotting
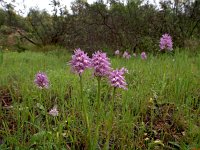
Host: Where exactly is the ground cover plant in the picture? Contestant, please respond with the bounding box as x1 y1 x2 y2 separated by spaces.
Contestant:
0 47 200 149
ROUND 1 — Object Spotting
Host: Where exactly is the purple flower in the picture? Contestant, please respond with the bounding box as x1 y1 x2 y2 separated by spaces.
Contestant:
159 33 173 51
91 51 111 77
115 50 120 55
141 52 147 60
34 72 49 89
123 51 131 59
69 48 91 75
49 106 59 117
109 67 128 90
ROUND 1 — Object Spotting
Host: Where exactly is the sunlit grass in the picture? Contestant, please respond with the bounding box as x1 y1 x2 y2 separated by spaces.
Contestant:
0 50 200 149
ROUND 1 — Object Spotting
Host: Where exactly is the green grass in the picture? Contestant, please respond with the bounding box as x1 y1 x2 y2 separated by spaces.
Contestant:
0 50 200 149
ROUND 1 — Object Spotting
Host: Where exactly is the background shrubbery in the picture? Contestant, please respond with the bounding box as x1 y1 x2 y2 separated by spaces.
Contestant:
0 0 200 53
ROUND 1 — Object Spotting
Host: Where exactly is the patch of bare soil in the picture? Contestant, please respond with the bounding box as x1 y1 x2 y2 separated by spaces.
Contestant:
0 87 16 146
0 87 12 108
137 99 188 149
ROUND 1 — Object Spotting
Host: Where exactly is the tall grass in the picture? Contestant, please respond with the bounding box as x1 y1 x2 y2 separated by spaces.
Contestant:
0 50 200 149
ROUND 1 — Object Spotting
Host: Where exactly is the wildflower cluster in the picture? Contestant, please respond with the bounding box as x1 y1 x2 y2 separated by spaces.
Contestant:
92 51 111 77
69 48 91 75
68 48 128 89
109 68 128 90
159 33 173 51
34 48 128 116
113 33 173 59
114 50 147 60
33 33 174 117
34 72 49 89
123 51 131 59
49 106 59 117
141 52 147 60
115 50 120 55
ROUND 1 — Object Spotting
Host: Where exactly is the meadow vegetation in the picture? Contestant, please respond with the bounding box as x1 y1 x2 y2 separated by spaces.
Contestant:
0 0 200 149
0 47 200 149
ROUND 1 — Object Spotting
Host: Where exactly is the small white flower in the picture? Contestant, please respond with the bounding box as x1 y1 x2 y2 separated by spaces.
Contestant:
49 106 59 117
133 53 137 57
115 50 120 55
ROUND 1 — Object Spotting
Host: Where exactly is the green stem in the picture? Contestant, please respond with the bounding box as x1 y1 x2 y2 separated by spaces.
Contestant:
79 75 91 148
90 77 101 149
79 75 83 103
104 87 116 150
97 77 101 108
40 91 49 131
112 87 116 111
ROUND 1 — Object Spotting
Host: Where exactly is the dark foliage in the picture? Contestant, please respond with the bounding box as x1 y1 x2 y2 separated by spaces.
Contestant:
0 0 200 53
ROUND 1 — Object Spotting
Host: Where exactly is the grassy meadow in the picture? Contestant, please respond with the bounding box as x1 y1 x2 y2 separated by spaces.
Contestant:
0 49 200 149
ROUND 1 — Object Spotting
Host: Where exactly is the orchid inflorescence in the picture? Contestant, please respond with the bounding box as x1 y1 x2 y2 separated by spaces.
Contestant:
91 51 111 78
159 33 173 51
114 50 147 60
109 67 128 90
123 51 131 59
69 48 128 89
69 48 91 75
34 72 49 89
115 50 120 55
49 106 59 117
141 52 147 60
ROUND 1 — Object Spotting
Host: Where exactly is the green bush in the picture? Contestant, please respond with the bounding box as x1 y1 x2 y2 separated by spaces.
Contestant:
139 36 158 53
0 25 13 35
